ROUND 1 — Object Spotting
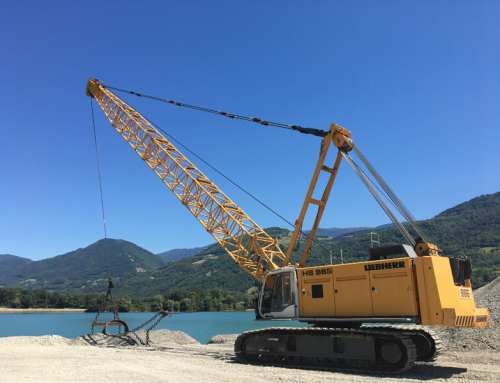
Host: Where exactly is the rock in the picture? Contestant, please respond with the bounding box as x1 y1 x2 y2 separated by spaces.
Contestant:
207 334 238 344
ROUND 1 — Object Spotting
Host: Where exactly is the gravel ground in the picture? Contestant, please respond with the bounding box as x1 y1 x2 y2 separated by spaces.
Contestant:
436 277 499 351
0 335 499 383
0 278 497 382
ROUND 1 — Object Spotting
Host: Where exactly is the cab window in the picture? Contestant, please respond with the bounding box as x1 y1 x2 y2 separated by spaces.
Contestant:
261 272 294 314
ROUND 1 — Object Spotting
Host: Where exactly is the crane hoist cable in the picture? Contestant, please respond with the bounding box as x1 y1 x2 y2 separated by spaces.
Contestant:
89 98 108 239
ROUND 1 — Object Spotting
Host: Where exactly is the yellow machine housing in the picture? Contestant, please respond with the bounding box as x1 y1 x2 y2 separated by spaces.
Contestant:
297 256 489 328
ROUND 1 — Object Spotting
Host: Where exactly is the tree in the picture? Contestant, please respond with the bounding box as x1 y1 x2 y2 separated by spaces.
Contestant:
20 293 33 308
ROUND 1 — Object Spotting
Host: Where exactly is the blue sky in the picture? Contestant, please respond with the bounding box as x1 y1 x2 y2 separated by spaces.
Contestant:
1 1 499 260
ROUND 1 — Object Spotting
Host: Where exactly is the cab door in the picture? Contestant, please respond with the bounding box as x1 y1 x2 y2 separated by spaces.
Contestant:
259 268 297 319
333 263 373 317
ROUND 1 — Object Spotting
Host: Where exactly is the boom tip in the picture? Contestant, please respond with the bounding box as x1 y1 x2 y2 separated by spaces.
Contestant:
86 78 101 97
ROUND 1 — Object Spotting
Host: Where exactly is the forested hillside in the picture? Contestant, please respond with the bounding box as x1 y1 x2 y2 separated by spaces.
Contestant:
0 239 163 291
157 246 208 263
1 192 499 298
0 254 32 282
116 192 500 296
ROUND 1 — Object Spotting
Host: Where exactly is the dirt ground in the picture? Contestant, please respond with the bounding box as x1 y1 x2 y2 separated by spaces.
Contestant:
0 334 499 383
2 278 498 382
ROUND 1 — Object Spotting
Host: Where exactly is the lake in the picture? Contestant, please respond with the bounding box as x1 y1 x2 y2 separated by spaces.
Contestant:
0 311 306 343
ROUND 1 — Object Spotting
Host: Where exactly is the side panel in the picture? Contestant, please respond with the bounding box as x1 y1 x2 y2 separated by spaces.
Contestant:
369 258 418 316
298 258 418 319
333 263 372 317
298 266 335 317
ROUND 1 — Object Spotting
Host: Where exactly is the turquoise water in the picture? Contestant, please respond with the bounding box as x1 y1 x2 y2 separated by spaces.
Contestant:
0 311 305 343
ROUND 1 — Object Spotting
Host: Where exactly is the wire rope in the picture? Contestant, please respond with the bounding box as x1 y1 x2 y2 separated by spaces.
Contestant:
90 98 108 239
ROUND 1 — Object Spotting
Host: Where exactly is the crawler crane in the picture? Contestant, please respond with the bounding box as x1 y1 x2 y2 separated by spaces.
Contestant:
86 79 489 373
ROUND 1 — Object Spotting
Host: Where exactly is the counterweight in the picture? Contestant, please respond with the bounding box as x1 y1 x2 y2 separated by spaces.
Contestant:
86 79 289 280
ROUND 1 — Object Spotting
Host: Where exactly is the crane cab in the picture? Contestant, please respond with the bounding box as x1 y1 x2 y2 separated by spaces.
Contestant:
258 267 298 319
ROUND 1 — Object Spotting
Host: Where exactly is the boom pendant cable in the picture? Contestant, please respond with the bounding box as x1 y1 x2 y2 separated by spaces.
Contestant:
352 146 427 242
90 98 108 239
103 84 329 138
342 152 416 247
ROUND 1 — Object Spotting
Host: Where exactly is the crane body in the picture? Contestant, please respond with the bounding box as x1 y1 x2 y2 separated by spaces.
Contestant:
257 254 488 326
86 79 488 373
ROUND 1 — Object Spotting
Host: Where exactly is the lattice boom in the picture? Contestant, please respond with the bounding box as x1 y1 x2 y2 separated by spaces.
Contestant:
87 79 289 280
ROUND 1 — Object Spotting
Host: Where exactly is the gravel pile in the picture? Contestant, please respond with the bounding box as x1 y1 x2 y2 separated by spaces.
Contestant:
437 277 499 351
75 329 199 347
142 329 199 346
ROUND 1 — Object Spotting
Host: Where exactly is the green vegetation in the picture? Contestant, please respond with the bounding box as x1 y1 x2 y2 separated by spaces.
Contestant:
0 286 255 312
1 192 499 304
0 288 98 310
157 246 208 263
118 246 257 297
117 193 500 296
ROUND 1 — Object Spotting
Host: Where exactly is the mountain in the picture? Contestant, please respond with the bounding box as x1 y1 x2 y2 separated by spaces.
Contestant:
157 245 208 263
311 227 371 238
115 192 500 296
0 254 33 287
116 243 256 297
0 239 163 292
0 254 32 266
1 192 499 296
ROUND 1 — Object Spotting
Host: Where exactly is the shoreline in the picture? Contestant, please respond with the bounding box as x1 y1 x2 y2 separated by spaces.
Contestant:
0 307 87 314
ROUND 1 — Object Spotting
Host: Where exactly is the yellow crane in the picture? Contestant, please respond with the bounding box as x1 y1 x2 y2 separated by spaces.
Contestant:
86 79 489 373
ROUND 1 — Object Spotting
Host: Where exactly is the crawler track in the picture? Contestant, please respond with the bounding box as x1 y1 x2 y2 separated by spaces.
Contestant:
235 326 425 374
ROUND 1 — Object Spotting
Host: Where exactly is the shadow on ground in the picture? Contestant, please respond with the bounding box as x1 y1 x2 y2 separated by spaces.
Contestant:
229 357 467 380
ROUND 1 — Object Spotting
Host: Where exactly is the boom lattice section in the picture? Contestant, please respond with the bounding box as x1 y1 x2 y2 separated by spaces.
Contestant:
86 79 288 280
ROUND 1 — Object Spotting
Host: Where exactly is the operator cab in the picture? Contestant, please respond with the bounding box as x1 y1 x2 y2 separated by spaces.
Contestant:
258 267 298 319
